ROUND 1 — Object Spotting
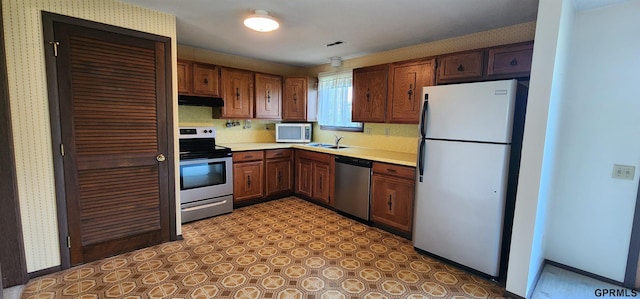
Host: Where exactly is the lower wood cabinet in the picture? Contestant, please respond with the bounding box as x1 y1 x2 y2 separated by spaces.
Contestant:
233 151 264 202
370 162 415 235
295 150 333 206
265 149 293 196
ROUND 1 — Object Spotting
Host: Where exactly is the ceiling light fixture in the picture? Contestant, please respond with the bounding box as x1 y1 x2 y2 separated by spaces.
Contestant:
244 10 279 32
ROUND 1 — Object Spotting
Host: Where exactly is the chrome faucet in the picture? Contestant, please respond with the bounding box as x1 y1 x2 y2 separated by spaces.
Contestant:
334 135 344 148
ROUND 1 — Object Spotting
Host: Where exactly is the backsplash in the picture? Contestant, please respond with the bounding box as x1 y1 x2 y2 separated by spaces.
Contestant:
178 106 277 143
313 123 418 154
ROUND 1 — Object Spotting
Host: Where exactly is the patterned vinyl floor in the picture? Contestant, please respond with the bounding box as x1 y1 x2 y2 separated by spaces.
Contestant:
21 197 509 299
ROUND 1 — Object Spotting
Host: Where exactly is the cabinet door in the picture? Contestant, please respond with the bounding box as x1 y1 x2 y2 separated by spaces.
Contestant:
388 59 435 123
312 162 331 205
296 158 313 197
221 68 254 118
371 174 415 234
193 63 220 96
177 60 191 94
486 42 533 77
353 65 387 123
436 51 484 83
266 159 292 196
283 77 308 121
233 161 264 202
255 73 282 119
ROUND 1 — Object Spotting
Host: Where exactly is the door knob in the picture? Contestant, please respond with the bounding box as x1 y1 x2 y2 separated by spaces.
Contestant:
156 154 166 162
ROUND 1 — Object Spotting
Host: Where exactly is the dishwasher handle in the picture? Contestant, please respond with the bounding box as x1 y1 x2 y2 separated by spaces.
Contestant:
335 156 372 168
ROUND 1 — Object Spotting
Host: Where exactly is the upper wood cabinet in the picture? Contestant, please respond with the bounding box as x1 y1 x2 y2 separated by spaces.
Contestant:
486 42 534 78
221 67 254 119
254 73 282 120
435 41 534 84
177 60 191 94
436 51 484 84
177 59 220 97
193 63 220 96
283 77 317 121
387 58 436 124
352 64 388 123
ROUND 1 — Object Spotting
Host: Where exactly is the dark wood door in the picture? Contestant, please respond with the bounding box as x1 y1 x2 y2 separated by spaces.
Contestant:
266 158 292 196
296 158 313 197
53 22 171 265
371 174 415 234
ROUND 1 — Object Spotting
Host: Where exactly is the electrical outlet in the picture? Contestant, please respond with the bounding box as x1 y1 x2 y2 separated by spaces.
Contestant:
384 128 390 136
612 164 635 180
365 128 372 134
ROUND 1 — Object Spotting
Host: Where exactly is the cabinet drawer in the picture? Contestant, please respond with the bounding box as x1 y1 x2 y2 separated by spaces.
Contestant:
486 42 533 77
265 148 292 159
296 150 332 163
233 150 264 162
373 162 415 179
437 51 484 82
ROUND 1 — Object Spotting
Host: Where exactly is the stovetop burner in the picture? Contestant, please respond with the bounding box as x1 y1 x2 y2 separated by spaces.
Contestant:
179 144 232 160
178 127 231 160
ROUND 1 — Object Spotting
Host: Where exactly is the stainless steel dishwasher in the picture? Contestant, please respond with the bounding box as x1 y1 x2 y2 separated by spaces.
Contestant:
334 156 372 221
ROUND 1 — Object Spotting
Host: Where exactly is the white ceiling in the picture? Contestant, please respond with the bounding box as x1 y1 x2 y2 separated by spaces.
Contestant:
116 0 629 67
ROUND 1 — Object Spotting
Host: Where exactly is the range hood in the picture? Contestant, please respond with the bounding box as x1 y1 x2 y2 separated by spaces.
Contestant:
178 95 224 107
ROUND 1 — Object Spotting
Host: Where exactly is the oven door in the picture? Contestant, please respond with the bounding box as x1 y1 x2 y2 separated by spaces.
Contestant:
179 157 233 204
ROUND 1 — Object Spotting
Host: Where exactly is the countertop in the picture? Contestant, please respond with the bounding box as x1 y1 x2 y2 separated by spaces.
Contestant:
219 142 417 167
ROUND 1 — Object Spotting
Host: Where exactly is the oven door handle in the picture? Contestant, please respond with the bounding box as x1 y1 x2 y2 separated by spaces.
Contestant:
181 200 228 212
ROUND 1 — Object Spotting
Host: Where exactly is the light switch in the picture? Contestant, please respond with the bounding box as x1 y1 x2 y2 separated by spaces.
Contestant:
612 164 635 180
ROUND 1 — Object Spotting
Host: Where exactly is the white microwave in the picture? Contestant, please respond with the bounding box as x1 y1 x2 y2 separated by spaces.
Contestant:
275 123 312 143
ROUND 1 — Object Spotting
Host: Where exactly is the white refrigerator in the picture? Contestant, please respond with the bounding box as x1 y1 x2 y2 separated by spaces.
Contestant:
413 79 517 278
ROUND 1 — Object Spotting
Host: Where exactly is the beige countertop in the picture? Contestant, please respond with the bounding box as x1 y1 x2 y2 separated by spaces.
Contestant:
220 142 417 167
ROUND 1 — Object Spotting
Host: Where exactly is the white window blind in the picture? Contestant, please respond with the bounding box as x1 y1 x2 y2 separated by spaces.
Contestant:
317 70 363 131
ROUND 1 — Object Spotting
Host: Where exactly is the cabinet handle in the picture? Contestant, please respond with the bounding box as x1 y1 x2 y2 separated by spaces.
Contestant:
388 195 393 211
267 90 271 103
236 88 240 99
245 155 253 159
386 168 397 173
277 170 282 184
293 93 297 102
457 64 465 72
319 176 323 191
407 84 413 100
204 78 209 85
247 175 251 188
510 59 518 66
366 88 370 102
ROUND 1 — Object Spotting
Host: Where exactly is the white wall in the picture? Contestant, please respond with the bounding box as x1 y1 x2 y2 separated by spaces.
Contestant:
506 0 575 297
545 0 640 282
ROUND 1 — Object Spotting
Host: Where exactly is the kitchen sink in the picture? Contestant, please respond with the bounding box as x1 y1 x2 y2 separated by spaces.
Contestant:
306 143 349 149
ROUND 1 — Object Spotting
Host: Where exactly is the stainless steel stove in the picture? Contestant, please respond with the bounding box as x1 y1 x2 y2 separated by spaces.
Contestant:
179 127 233 223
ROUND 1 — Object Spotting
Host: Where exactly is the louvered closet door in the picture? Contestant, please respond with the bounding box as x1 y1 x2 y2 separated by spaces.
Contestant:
54 23 170 265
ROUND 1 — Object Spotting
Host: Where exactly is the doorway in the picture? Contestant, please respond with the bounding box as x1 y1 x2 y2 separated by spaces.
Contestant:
43 12 176 266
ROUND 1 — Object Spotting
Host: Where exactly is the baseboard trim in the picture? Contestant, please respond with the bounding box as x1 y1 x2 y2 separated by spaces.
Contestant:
526 259 547 299
28 265 61 279
546 259 624 288
504 290 525 299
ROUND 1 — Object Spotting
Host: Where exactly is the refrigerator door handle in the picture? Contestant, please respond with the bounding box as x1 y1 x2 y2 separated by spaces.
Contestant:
420 94 429 138
418 138 426 182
